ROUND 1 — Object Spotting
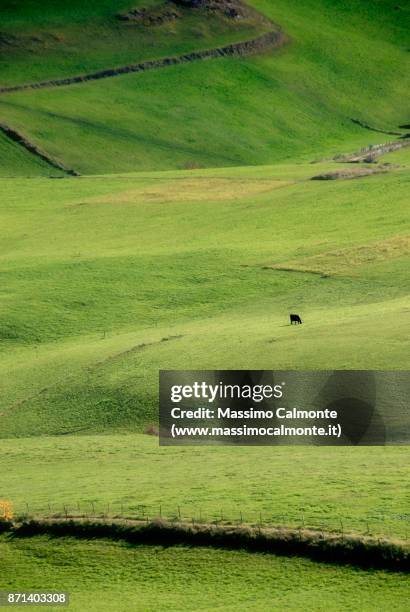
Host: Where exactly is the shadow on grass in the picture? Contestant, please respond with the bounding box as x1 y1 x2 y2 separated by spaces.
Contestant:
2 518 409 573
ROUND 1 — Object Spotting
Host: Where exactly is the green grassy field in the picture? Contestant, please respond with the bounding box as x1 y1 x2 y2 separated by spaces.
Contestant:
0 160 409 540
1 535 409 611
0 162 409 436
0 0 409 607
1 435 409 538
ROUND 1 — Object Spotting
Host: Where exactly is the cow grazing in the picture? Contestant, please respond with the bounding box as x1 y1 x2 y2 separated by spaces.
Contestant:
290 314 302 325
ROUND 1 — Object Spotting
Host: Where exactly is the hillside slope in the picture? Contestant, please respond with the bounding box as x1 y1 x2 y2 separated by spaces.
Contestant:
0 1 409 566
0 129 65 176
0 0 408 174
0 159 409 437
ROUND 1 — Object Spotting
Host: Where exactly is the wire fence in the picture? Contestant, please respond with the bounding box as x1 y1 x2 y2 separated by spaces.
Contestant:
6 501 410 541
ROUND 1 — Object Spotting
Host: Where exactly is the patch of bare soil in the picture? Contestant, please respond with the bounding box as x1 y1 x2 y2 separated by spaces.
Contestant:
311 166 390 180
118 0 270 25
144 424 159 435
0 31 63 53
117 3 181 25
175 0 265 20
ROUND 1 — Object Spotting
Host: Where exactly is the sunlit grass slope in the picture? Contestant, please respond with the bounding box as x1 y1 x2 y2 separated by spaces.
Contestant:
0 0 408 173
0 0 409 558
0 0 266 86
1 435 409 538
0 160 409 438
2 536 409 611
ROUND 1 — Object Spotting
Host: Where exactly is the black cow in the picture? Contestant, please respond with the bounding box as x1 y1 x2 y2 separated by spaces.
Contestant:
290 314 302 325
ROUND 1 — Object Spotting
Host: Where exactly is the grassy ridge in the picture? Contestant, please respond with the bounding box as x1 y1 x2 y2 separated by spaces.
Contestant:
4 519 409 570
0 130 63 176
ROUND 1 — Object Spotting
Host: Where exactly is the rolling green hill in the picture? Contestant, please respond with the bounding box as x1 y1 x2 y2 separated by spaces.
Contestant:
0 161 409 438
0 0 408 174
0 158 409 542
0 0 269 87
0 2 409 606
